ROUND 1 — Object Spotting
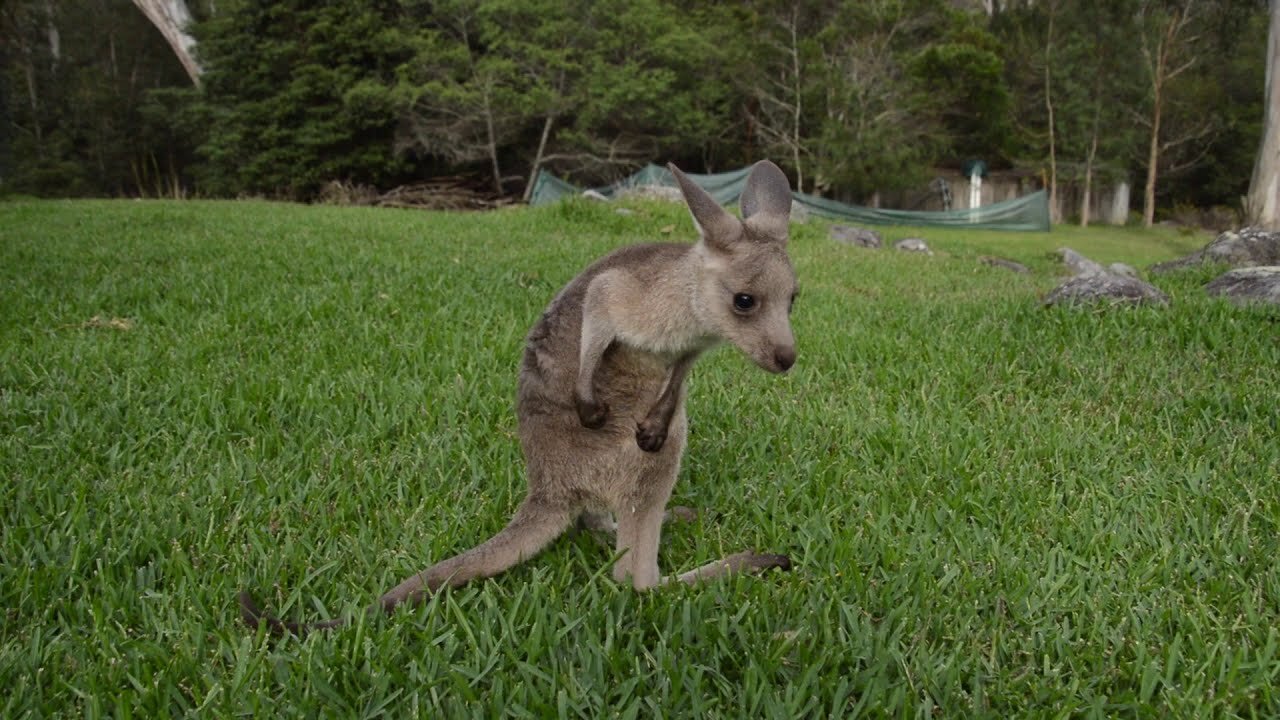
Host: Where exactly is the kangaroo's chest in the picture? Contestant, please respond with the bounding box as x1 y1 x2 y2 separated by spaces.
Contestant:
596 342 685 409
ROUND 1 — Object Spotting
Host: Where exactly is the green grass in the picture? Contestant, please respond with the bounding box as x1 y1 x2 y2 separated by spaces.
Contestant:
1 198 1277 717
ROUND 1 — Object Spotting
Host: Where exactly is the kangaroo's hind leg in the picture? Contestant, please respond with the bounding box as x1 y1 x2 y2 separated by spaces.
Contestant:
612 488 790 590
611 434 685 589
575 506 698 550
613 494 672 589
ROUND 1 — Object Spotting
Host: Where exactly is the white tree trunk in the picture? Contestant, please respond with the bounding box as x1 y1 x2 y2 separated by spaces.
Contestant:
1246 0 1280 230
45 0 60 62
132 0 202 86
1081 128 1098 227
788 6 803 194
1044 1 1060 224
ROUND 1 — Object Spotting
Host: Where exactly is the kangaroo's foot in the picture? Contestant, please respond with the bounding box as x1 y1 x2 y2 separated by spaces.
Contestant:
669 551 792 585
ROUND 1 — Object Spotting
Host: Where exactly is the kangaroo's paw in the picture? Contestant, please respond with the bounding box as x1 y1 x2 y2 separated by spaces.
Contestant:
575 396 609 429
635 418 668 452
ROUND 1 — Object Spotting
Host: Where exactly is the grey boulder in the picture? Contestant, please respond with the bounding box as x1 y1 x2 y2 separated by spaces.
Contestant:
979 256 1030 274
1150 226 1280 274
894 237 933 255
1204 266 1280 305
830 225 883 248
1044 274 1169 307
1057 247 1107 276
1108 262 1139 278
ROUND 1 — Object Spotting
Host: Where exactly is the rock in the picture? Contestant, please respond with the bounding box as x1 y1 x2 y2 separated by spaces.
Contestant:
1057 247 1107 276
615 185 684 203
979 256 1030 274
1204 266 1280 305
894 237 933 255
1108 262 1139 278
830 225 883 248
581 189 610 202
1150 226 1280 274
1043 274 1169 307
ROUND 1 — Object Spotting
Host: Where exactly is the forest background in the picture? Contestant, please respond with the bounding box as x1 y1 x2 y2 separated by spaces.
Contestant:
0 0 1267 226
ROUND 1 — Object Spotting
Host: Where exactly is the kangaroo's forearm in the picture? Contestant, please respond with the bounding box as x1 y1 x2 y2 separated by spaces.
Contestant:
636 352 697 452
575 308 614 429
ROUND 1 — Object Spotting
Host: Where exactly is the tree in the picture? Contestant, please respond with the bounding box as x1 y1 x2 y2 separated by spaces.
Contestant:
1072 2 1136 226
131 0 202 86
0 0 1266 210
1 0 196 195
1135 0 1214 227
397 0 526 195
554 0 728 181
746 2 812 192
1246 0 1280 229
395 0 727 194
192 0 413 199
474 0 583 201
806 0 948 199
1042 0 1060 222
1052 0 1142 227
992 1 1132 224
733 0 997 200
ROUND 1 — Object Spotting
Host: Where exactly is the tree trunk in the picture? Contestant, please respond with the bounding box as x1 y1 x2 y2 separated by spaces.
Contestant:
1144 80 1161 228
789 7 803 194
1139 3 1198 229
44 0 60 63
1246 0 1280 230
1142 17 1168 230
131 0 202 86
1044 1 1059 224
1081 127 1099 227
524 113 556 203
1081 35 1105 228
481 83 503 196
23 61 43 153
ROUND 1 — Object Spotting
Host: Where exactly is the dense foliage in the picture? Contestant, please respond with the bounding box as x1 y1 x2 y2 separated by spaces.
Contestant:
0 0 1268 215
192 1 415 198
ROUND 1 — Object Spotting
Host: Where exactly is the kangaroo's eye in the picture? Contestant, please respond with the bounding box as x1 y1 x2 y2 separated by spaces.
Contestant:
733 293 756 312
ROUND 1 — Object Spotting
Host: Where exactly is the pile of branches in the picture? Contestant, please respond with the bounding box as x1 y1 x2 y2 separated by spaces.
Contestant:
318 176 516 210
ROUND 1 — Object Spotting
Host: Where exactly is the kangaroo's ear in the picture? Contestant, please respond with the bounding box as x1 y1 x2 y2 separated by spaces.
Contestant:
740 160 792 243
669 163 739 251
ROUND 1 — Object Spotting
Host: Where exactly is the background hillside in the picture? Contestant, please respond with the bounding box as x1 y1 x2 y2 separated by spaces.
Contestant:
1 0 1266 224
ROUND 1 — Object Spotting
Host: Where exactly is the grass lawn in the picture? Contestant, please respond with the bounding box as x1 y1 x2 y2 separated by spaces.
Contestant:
1 198 1277 717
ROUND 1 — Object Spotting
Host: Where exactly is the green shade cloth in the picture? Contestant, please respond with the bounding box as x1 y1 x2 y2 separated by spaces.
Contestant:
529 164 1050 232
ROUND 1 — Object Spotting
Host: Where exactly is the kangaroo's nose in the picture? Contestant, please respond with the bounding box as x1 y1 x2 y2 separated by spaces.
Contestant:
775 347 796 372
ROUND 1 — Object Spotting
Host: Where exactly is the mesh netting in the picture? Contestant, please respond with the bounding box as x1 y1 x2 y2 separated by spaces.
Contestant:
529 165 1050 232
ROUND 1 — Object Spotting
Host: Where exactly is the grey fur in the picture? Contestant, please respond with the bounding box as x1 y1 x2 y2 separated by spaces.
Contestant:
240 160 798 634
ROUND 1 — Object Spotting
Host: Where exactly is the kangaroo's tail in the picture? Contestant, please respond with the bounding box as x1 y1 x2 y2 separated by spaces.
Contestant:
376 498 573 611
239 497 572 635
